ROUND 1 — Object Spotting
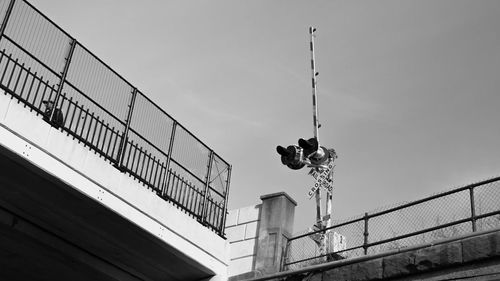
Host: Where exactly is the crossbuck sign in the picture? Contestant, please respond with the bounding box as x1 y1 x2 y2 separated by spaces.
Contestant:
307 160 334 199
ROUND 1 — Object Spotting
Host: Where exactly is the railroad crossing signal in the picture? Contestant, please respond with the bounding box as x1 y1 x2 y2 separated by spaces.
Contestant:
276 137 335 171
275 28 341 256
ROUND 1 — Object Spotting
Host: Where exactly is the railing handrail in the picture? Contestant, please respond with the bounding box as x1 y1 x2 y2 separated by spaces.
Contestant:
20 0 73 39
288 176 500 243
365 176 500 220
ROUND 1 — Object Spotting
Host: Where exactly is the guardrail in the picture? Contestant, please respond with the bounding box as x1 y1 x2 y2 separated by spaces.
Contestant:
0 0 231 237
283 176 500 270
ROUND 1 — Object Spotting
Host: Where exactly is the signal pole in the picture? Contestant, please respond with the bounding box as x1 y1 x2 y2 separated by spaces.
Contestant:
310 27 328 225
310 26 327 258
309 27 324 160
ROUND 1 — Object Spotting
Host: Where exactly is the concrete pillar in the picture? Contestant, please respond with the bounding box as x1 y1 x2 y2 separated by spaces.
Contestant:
254 192 296 276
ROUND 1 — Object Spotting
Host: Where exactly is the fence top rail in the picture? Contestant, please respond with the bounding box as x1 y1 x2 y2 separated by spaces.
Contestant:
365 175 500 220
287 175 500 242
20 0 73 40
71 42 134 91
134 89 226 166
364 216 473 249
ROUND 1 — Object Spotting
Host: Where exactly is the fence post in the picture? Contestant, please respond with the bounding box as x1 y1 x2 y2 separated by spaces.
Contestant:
116 87 137 168
219 165 232 235
0 0 15 40
50 38 76 125
200 150 214 223
363 212 369 255
470 187 477 232
161 121 177 197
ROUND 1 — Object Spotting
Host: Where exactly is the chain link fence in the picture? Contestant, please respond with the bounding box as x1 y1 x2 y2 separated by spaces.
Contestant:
0 0 231 236
283 176 500 270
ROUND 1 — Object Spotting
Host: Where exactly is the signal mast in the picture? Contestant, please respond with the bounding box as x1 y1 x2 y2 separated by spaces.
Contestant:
276 27 338 255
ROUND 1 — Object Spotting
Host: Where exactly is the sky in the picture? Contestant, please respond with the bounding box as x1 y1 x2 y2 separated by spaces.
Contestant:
30 0 500 232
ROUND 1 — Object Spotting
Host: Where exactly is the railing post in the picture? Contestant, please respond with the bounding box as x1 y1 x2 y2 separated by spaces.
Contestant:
363 212 369 255
161 121 177 197
116 87 137 168
200 150 214 223
470 187 477 232
50 38 76 124
219 165 232 235
0 0 15 40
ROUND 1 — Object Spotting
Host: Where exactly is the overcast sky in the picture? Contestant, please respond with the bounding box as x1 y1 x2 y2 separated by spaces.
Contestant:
31 0 500 232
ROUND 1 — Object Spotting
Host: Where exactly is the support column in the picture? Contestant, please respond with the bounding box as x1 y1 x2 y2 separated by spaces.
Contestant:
254 192 296 276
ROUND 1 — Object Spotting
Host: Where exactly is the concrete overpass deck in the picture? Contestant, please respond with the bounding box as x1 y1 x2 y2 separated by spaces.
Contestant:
0 91 229 280
0 141 213 281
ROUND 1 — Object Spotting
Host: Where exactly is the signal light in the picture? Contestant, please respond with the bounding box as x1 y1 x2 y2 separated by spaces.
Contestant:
298 137 331 168
276 145 306 170
298 138 318 157
277 138 336 170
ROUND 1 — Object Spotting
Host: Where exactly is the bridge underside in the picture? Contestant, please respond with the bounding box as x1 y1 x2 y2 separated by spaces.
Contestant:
0 142 213 281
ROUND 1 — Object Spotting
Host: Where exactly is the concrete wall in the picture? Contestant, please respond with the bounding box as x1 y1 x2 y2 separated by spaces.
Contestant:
226 204 262 278
0 91 229 280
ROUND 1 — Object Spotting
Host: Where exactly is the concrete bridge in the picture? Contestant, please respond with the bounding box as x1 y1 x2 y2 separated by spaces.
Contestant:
0 89 229 281
0 0 231 279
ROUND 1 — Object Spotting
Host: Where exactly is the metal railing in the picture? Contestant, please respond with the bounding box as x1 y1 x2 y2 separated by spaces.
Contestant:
0 0 231 237
282 176 500 270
